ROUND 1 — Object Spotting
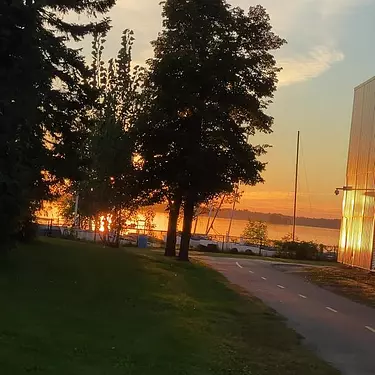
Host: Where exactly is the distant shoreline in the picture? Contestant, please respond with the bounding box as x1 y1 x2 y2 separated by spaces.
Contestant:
203 209 341 230
153 205 341 230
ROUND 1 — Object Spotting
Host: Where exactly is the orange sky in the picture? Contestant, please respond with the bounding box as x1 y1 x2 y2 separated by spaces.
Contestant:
230 126 346 220
235 187 342 219
66 0 375 220
232 129 345 220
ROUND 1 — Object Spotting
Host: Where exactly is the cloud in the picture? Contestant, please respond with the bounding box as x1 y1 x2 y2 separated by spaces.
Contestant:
233 0 369 86
278 46 344 87
67 0 369 87
233 0 370 32
317 0 371 17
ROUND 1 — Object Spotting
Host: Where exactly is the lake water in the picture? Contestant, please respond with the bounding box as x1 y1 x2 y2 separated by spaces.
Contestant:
152 212 340 246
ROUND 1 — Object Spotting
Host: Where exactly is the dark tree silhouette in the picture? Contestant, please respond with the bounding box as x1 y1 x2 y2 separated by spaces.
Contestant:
137 1 285 260
137 0 284 260
0 0 115 252
66 30 149 246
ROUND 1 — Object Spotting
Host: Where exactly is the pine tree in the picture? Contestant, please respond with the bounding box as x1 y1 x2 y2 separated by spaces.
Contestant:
138 1 285 260
0 0 115 252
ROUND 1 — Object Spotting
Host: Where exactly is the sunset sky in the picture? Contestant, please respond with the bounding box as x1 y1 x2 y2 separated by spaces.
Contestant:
74 0 375 219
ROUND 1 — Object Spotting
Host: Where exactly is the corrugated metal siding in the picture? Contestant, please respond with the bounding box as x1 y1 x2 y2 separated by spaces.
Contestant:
339 77 375 270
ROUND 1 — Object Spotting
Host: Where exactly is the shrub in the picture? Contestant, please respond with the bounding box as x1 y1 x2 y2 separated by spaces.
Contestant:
16 219 38 243
207 244 219 253
198 244 207 252
275 240 319 260
62 228 78 240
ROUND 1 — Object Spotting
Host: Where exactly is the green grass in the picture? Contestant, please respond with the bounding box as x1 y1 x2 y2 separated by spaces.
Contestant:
188 250 337 266
0 238 338 375
295 265 375 308
130 247 336 266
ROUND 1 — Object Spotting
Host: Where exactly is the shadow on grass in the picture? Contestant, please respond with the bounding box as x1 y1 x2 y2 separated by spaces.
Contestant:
296 265 375 308
0 238 339 375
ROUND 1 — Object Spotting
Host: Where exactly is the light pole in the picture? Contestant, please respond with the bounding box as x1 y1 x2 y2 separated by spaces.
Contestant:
334 186 375 195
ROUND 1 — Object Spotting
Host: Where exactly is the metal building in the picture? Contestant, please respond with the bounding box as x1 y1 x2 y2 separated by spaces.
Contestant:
339 77 375 270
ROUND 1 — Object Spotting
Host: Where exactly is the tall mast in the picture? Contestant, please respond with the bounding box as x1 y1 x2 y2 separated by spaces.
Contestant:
292 131 300 242
206 195 225 235
226 192 237 241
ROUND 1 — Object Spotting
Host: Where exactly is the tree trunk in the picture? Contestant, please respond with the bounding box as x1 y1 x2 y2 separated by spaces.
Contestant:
179 196 195 261
165 195 182 257
103 215 109 246
94 216 97 242
0 246 10 267
115 208 122 248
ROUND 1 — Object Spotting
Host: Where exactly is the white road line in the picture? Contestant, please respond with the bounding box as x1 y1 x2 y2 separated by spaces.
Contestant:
249 270 254 274
277 285 285 289
326 307 338 313
236 262 243 269
365 326 375 333
299 294 307 299
261 277 267 280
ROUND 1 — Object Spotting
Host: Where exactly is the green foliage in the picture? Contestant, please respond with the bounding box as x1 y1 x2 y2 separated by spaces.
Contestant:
0 0 114 251
61 29 153 246
87 30 140 221
138 207 157 234
275 241 320 261
242 220 268 248
15 219 38 243
137 0 285 258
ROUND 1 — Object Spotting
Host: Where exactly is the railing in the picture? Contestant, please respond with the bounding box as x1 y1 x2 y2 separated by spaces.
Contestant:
36 218 338 255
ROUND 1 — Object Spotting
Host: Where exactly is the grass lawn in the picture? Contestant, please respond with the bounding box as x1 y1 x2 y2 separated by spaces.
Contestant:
133 247 336 266
189 250 337 266
295 265 375 308
0 238 338 375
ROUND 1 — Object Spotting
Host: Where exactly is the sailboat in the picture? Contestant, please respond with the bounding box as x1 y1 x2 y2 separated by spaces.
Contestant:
292 131 300 242
204 130 301 247
223 130 301 243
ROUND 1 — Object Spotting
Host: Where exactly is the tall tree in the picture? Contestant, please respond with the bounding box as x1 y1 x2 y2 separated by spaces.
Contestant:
0 0 115 252
242 220 268 255
64 29 152 247
138 1 285 260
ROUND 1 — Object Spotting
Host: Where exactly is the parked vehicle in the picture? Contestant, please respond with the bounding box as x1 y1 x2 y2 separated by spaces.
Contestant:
198 239 259 254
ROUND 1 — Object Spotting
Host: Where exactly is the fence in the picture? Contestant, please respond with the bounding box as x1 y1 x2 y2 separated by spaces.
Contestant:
36 217 338 256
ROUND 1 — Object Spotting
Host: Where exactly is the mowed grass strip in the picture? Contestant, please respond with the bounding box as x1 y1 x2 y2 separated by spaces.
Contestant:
190 250 337 266
297 265 375 308
0 238 338 375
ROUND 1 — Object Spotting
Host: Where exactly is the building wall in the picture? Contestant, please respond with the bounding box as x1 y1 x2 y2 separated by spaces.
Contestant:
339 77 375 270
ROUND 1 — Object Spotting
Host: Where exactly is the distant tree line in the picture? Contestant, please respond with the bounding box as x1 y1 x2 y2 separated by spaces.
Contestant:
208 209 341 230
1 0 285 261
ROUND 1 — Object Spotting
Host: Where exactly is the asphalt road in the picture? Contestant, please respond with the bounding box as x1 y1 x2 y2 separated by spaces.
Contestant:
201 256 375 375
